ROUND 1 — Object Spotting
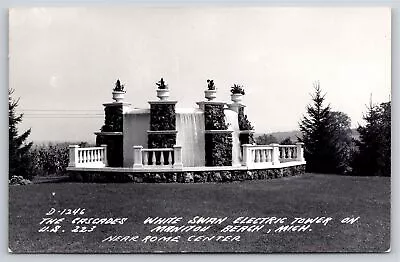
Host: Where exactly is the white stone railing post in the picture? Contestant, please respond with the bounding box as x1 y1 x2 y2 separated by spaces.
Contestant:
133 146 144 168
271 143 281 165
296 142 305 161
101 144 108 166
241 144 252 166
173 145 183 168
68 145 79 167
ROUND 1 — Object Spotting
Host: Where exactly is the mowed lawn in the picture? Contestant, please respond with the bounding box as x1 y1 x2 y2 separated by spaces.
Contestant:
9 173 390 253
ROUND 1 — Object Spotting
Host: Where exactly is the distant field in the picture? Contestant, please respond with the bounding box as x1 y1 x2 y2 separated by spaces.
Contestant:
9 173 390 253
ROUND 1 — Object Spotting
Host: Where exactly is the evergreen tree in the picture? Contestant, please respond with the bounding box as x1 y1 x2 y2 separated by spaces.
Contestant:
352 101 391 176
299 82 352 174
9 88 33 179
328 111 353 173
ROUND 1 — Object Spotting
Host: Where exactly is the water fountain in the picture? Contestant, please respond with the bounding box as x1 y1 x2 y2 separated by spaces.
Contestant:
224 109 241 167
67 80 306 183
176 108 205 167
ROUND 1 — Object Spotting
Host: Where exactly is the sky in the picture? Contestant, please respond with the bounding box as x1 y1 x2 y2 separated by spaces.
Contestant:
9 7 391 143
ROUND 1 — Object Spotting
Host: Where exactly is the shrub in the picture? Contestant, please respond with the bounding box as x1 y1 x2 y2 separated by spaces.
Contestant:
207 79 216 90
230 84 245 95
156 78 168 89
238 107 254 131
113 79 125 92
351 101 391 176
29 142 91 177
9 175 32 185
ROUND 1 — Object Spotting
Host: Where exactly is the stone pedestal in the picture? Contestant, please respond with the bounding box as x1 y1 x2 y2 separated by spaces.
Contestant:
198 101 233 166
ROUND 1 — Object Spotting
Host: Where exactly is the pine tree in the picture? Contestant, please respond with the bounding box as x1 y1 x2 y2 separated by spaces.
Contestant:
328 111 353 173
299 82 352 174
9 88 33 179
352 101 391 176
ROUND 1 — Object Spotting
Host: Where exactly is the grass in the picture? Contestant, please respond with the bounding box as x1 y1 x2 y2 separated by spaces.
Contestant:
8 173 390 253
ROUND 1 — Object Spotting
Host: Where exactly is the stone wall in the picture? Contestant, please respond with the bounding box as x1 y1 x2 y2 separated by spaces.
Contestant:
205 133 232 166
101 105 123 132
149 103 176 131
203 102 233 166
204 103 228 130
68 165 305 183
148 101 177 149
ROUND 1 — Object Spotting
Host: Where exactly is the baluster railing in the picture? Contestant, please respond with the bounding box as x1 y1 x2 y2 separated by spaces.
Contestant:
68 145 108 168
242 143 305 167
242 144 275 167
278 144 305 162
132 145 183 169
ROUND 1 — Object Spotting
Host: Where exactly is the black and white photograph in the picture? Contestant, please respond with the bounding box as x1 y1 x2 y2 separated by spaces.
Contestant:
8 6 391 253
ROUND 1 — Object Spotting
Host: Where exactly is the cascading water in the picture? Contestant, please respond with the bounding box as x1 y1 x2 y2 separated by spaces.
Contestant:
176 108 205 167
224 109 241 167
122 108 150 167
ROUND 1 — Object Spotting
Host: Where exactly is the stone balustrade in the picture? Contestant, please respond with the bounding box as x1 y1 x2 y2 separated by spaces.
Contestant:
133 145 183 169
68 142 304 170
68 145 108 168
242 142 304 167
279 144 300 162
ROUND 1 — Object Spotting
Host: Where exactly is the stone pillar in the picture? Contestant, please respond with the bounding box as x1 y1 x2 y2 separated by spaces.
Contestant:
173 145 183 168
147 101 178 148
133 146 143 168
271 143 281 165
68 145 79 167
95 101 131 167
101 144 108 166
296 142 305 161
199 101 233 166
241 144 252 166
